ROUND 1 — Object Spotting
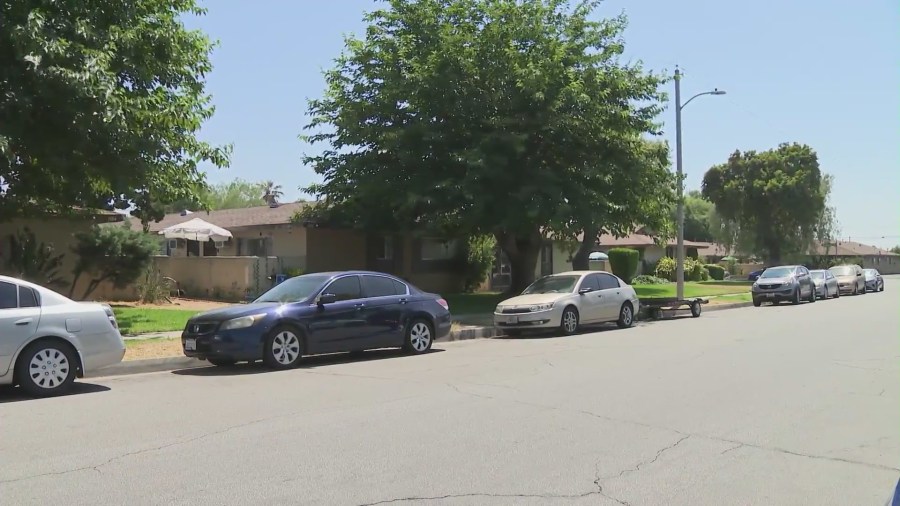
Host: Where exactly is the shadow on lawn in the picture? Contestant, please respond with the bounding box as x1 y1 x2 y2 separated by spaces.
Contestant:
171 348 446 377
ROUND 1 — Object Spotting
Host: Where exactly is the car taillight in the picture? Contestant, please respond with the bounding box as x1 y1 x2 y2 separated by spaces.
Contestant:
436 298 449 310
102 304 118 329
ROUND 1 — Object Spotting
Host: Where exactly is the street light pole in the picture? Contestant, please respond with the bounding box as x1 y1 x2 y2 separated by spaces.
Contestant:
673 66 726 300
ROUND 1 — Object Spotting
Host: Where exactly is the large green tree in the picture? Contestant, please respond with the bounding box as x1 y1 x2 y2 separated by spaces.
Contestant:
670 190 715 243
701 142 827 264
0 0 230 224
302 0 670 291
163 178 272 213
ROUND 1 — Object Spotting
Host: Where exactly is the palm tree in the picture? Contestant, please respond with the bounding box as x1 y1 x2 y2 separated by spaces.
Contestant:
262 181 284 206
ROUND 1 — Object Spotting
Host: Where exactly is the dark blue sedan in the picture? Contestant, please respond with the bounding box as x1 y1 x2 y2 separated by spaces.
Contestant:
181 271 452 368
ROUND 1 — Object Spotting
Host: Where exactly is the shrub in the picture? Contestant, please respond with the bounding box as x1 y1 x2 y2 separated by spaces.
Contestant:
631 274 669 285
3 227 68 288
655 256 676 281
705 264 726 280
136 263 170 304
284 267 304 278
607 248 640 283
459 235 497 292
70 224 159 300
685 257 706 281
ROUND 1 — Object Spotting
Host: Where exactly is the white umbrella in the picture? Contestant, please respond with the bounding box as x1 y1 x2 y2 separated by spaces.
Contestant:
589 251 609 261
159 218 233 242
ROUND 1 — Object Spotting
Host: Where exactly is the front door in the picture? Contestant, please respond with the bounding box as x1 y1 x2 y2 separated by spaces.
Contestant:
306 275 370 354
0 281 41 378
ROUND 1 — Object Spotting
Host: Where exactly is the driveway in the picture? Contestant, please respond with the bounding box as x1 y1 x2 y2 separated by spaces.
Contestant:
1 280 897 505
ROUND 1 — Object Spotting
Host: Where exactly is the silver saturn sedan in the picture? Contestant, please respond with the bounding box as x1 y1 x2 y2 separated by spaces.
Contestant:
0 275 125 397
809 269 840 299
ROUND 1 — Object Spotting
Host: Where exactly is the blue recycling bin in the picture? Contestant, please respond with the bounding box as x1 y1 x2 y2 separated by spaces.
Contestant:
274 274 288 285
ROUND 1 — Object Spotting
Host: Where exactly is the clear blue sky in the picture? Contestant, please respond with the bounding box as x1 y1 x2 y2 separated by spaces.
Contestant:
184 0 900 248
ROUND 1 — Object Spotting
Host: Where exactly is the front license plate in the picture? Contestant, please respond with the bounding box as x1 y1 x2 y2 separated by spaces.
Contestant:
506 316 518 324
765 294 775 298
184 338 196 351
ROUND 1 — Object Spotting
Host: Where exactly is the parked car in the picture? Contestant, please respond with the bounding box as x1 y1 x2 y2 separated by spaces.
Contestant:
829 264 866 295
0 275 125 397
751 265 817 306
809 269 840 299
181 271 451 368
493 270 639 336
864 268 884 292
747 270 763 282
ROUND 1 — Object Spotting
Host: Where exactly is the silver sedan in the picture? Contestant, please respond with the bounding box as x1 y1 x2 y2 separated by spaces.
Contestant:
0 276 125 397
810 269 840 299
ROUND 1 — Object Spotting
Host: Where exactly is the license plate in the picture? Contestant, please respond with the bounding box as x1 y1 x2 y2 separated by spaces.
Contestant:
184 338 196 351
765 294 775 298
506 316 518 324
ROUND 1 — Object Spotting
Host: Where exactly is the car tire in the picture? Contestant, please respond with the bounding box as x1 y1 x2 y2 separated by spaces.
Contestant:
560 306 579 336
752 297 762 307
860 284 867 295
15 339 77 397
690 301 702 317
821 286 828 299
403 319 434 355
807 285 816 303
791 288 801 305
207 358 237 367
616 302 635 328
834 288 840 298
880 282 885 292
262 325 304 370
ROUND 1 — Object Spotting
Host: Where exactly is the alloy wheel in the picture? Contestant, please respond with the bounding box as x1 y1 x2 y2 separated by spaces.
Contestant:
409 322 432 352
563 309 578 333
271 331 301 365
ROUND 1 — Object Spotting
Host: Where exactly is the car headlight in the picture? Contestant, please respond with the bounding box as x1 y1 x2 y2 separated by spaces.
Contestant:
220 313 267 330
495 305 504 313
530 303 554 312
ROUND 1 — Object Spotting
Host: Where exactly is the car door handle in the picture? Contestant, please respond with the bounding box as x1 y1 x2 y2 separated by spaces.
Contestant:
399 298 408 304
15 318 33 326
354 303 365 310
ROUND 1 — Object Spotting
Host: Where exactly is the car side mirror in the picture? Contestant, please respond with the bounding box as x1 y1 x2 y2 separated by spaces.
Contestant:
578 287 594 295
857 272 863 277
318 293 338 305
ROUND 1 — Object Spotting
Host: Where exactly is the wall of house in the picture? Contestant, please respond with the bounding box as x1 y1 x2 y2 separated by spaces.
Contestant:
862 255 900 274
164 224 308 271
305 228 368 272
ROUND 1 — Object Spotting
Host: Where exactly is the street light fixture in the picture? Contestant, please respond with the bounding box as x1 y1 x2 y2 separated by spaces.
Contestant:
674 66 726 300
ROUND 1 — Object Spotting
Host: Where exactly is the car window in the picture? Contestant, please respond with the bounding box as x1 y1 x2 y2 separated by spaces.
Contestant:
597 273 620 290
324 276 362 301
0 282 17 309
579 275 601 292
19 286 38 308
363 275 399 298
392 279 409 295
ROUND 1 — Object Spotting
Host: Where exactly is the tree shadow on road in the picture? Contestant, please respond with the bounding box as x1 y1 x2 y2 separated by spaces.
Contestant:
170 348 446 377
0 382 111 404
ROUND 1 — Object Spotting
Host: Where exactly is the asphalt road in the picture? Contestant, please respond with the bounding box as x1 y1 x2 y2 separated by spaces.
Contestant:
2 279 898 506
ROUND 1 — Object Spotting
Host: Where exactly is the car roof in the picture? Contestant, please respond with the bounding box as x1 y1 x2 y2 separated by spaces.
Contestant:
305 270 401 278
552 270 611 276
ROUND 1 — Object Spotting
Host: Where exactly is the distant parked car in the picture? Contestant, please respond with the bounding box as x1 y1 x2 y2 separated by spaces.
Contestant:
493 270 639 336
181 271 451 368
809 269 840 299
829 264 866 295
747 270 763 281
864 268 884 292
751 265 817 306
0 275 125 397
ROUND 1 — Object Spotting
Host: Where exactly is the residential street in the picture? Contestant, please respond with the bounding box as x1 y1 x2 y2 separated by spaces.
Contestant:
2 281 898 505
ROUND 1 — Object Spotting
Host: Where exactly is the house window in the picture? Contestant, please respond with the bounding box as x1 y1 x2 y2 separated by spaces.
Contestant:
375 236 394 260
238 238 269 257
420 238 457 261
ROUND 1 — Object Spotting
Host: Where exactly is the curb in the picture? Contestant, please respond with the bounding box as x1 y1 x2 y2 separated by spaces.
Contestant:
93 302 755 379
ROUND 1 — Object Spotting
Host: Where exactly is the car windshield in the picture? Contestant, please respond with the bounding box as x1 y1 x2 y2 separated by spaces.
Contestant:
830 266 854 276
254 274 330 303
810 271 824 280
522 275 579 294
760 267 793 279
864 269 877 278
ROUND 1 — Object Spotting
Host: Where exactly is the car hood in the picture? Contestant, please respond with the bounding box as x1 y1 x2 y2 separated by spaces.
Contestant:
834 275 857 283
190 303 282 322
500 293 571 307
756 277 792 285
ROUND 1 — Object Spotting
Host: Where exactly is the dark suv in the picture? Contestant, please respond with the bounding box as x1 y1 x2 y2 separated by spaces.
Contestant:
751 265 817 306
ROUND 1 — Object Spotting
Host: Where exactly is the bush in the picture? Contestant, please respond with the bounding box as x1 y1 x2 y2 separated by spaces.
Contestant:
705 264 726 280
607 248 640 283
70 224 159 300
3 227 68 288
655 256 676 281
459 235 497 292
631 274 669 285
136 263 170 304
685 257 706 281
284 267 304 278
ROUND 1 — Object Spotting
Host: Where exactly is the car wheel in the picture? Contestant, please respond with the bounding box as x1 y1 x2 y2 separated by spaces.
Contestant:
403 319 433 354
207 358 237 367
560 306 579 335
880 282 885 292
860 283 867 295
821 286 828 299
791 288 801 305
834 287 840 298
752 297 762 307
263 326 303 369
617 302 635 328
15 340 77 397
807 284 816 303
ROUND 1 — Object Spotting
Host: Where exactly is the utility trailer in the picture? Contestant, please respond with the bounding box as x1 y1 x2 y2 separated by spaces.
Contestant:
640 297 708 320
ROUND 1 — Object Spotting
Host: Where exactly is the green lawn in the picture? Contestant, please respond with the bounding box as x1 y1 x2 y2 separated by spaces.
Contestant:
113 307 197 335
445 282 750 315
713 293 753 303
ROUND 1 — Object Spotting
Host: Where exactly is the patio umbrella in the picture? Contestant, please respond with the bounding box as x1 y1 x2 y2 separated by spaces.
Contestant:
159 218 233 242
589 251 609 261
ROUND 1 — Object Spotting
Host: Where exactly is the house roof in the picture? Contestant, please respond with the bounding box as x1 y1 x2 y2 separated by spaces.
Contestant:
113 202 307 232
810 240 899 257
695 242 731 258
596 233 708 249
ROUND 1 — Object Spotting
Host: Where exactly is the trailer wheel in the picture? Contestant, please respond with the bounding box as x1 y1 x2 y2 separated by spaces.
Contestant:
690 301 702 318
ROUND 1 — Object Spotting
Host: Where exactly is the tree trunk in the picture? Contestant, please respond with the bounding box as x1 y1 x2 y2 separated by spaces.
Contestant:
495 229 543 295
766 241 782 266
571 226 599 270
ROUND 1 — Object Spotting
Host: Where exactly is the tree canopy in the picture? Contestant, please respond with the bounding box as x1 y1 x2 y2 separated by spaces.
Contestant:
70 224 159 300
0 0 229 223
302 0 671 291
701 142 828 264
163 178 273 213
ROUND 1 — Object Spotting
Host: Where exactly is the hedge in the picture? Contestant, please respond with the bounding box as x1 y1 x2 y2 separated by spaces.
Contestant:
705 264 726 281
607 248 640 283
